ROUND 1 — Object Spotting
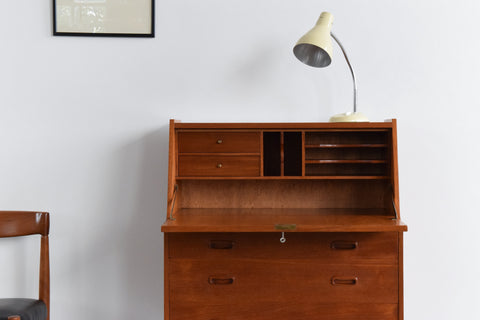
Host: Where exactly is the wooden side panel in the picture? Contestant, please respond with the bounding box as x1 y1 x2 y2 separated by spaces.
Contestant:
390 119 400 218
164 234 170 320
167 119 178 220
399 232 404 320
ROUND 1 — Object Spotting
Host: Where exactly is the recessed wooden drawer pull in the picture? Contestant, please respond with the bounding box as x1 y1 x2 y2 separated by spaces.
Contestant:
209 240 235 250
208 276 235 285
331 277 358 286
216 139 223 144
331 240 358 250
217 163 223 168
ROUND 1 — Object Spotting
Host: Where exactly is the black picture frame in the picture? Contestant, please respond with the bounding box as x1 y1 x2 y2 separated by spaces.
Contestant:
53 0 155 38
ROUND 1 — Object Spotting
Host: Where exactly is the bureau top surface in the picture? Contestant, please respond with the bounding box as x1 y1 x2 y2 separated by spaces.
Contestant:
172 120 396 130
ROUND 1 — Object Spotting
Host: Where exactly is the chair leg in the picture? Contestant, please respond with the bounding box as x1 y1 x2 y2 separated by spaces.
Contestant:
8 316 21 320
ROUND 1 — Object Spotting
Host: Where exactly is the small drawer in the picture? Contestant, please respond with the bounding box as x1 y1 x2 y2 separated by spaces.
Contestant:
169 260 398 304
178 132 260 153
168 232 398 265
178 155 260 177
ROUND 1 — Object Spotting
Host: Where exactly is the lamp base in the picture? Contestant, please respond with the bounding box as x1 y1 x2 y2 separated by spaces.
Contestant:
329 112 369 122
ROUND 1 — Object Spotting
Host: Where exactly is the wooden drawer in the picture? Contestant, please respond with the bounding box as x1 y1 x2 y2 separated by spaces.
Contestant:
169 260 398 304
178 155 260 177
170 303 398 320
168 232 398 265
178 131 260 153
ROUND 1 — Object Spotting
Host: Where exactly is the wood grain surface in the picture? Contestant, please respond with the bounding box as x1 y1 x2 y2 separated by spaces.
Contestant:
168 232 398 264
163 120 406 320
162 208 407 232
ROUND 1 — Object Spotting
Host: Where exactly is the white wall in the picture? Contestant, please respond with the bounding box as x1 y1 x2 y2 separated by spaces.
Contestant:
1 0 479 319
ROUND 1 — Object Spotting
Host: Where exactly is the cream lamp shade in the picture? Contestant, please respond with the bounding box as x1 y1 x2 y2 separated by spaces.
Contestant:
293 12 368 122
293 12 333 68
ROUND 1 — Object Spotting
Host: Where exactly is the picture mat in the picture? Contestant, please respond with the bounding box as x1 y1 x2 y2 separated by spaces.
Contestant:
55 0 152 34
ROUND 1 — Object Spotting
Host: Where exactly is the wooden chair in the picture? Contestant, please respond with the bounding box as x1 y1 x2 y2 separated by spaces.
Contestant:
0 211 49 320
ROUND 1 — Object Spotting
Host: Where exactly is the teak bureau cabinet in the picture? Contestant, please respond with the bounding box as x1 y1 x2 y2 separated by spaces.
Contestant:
162 119 407 320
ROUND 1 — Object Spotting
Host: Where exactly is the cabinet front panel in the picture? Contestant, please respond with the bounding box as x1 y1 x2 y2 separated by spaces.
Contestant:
178 155 260 177
169 232 398 265
178 132 260 153
170 303 398 320
169 260 398 304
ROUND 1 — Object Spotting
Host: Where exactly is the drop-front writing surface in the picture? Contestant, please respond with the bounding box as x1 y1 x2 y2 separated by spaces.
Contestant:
162 120 407 320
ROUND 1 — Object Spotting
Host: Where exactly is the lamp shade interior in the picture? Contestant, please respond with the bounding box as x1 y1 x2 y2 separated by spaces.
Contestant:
293 43 331 68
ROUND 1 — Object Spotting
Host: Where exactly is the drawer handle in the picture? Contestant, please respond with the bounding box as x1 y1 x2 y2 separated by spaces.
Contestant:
216 139 223 144
331 277 358 286
217 163 223 168
209 240 234 250
331 240 358 250
208 276 235 285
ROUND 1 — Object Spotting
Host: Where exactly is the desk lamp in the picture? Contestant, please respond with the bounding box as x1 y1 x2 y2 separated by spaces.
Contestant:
293 12 368 122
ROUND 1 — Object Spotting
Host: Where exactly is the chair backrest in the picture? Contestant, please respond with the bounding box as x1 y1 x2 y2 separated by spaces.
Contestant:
0 211 49 237
0 211 50 320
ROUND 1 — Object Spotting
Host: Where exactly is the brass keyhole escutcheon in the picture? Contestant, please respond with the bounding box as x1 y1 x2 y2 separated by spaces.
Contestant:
217 163 223 168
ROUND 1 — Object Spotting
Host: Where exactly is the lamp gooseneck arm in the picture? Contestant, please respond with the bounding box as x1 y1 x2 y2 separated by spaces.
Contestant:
330 32 357 113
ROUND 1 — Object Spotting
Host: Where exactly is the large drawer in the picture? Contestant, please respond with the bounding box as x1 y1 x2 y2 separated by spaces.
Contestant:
178 155 260 177
178 131 260 153
168 232 398 265
170 303 398 320
169 260 398 304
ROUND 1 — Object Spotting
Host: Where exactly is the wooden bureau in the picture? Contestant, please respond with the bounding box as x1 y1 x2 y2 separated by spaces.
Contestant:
162 120 407 320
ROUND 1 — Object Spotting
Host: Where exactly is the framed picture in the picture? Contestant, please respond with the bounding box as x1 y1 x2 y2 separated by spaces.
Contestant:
53 0 154 37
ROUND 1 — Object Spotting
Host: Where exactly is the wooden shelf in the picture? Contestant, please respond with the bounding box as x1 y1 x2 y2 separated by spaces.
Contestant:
176 176 389 180
305 160 387 164
179 153 261 156
162 208 407 233
305 144 388 148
